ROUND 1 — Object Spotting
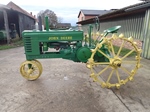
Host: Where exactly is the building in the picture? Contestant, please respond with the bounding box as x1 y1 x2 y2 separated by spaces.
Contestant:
0 1 36 43
78 9 113 26
77 1 150 59
56 23 71 29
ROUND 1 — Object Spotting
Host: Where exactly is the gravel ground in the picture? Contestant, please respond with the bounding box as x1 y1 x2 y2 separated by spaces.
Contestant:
0 47 150 112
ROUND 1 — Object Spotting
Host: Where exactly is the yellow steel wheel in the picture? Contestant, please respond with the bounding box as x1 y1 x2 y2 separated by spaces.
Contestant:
87 34 142 89
32 60 43 73
20 61 42 80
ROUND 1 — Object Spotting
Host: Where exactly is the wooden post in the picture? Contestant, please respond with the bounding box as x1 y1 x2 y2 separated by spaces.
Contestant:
3 10 10 44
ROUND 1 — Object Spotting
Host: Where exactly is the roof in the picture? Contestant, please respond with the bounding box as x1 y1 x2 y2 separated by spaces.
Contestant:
0 4 10 10
7 1 35 19
78 9 113 18
57 23 71 27
77 1 150 25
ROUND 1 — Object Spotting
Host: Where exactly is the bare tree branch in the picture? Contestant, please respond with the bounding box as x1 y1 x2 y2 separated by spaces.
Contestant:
37 9 59 29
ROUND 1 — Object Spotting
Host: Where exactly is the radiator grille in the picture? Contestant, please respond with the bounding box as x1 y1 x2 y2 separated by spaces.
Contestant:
24 37 32 52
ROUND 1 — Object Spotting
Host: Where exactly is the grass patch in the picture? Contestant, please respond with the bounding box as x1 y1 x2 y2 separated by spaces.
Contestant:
113 45 136 57
87 37 136 57
0 38 24 50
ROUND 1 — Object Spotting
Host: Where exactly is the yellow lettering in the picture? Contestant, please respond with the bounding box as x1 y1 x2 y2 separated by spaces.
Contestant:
48 36 72 40
48 37 59 40
61 36 72 40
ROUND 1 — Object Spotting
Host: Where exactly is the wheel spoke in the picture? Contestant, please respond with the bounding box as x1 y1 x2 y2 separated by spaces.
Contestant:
122 60 137 64
120 66 132 75
27 70 31 78
121 49 135 60
116 69 121 83
117 40 125 56
106 69 114 83
110 42 115 57
94 62 110 65
32 70 37 74
97 49 110 59
96 65 110 76
34 67 39 70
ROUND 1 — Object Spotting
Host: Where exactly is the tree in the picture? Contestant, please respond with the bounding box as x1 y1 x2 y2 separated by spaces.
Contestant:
37 9 58 28
57 16 63 23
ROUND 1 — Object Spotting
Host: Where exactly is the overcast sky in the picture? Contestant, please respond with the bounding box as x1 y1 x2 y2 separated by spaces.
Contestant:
0 0 142 26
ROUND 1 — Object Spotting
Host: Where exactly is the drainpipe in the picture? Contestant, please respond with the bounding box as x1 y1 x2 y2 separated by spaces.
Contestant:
3 10 10 44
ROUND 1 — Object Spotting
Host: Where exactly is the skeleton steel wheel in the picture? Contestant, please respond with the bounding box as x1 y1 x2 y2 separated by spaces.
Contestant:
87 34 142 89
20 61 42 80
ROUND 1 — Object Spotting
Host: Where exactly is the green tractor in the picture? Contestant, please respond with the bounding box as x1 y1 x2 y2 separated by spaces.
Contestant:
20 17 142 89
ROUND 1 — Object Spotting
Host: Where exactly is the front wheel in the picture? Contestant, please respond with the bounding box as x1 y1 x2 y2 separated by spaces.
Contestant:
20 60 43 80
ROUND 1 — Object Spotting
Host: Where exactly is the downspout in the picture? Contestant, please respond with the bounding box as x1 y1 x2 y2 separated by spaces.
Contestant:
3 10 10 44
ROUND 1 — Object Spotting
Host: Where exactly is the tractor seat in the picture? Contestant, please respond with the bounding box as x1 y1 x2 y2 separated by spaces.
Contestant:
105 26 121 33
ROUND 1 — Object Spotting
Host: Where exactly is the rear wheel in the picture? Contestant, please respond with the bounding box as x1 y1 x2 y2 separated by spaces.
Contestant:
87 34 142 89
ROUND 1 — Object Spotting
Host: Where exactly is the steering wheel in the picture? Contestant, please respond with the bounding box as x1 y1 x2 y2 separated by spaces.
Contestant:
94 16 100 31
